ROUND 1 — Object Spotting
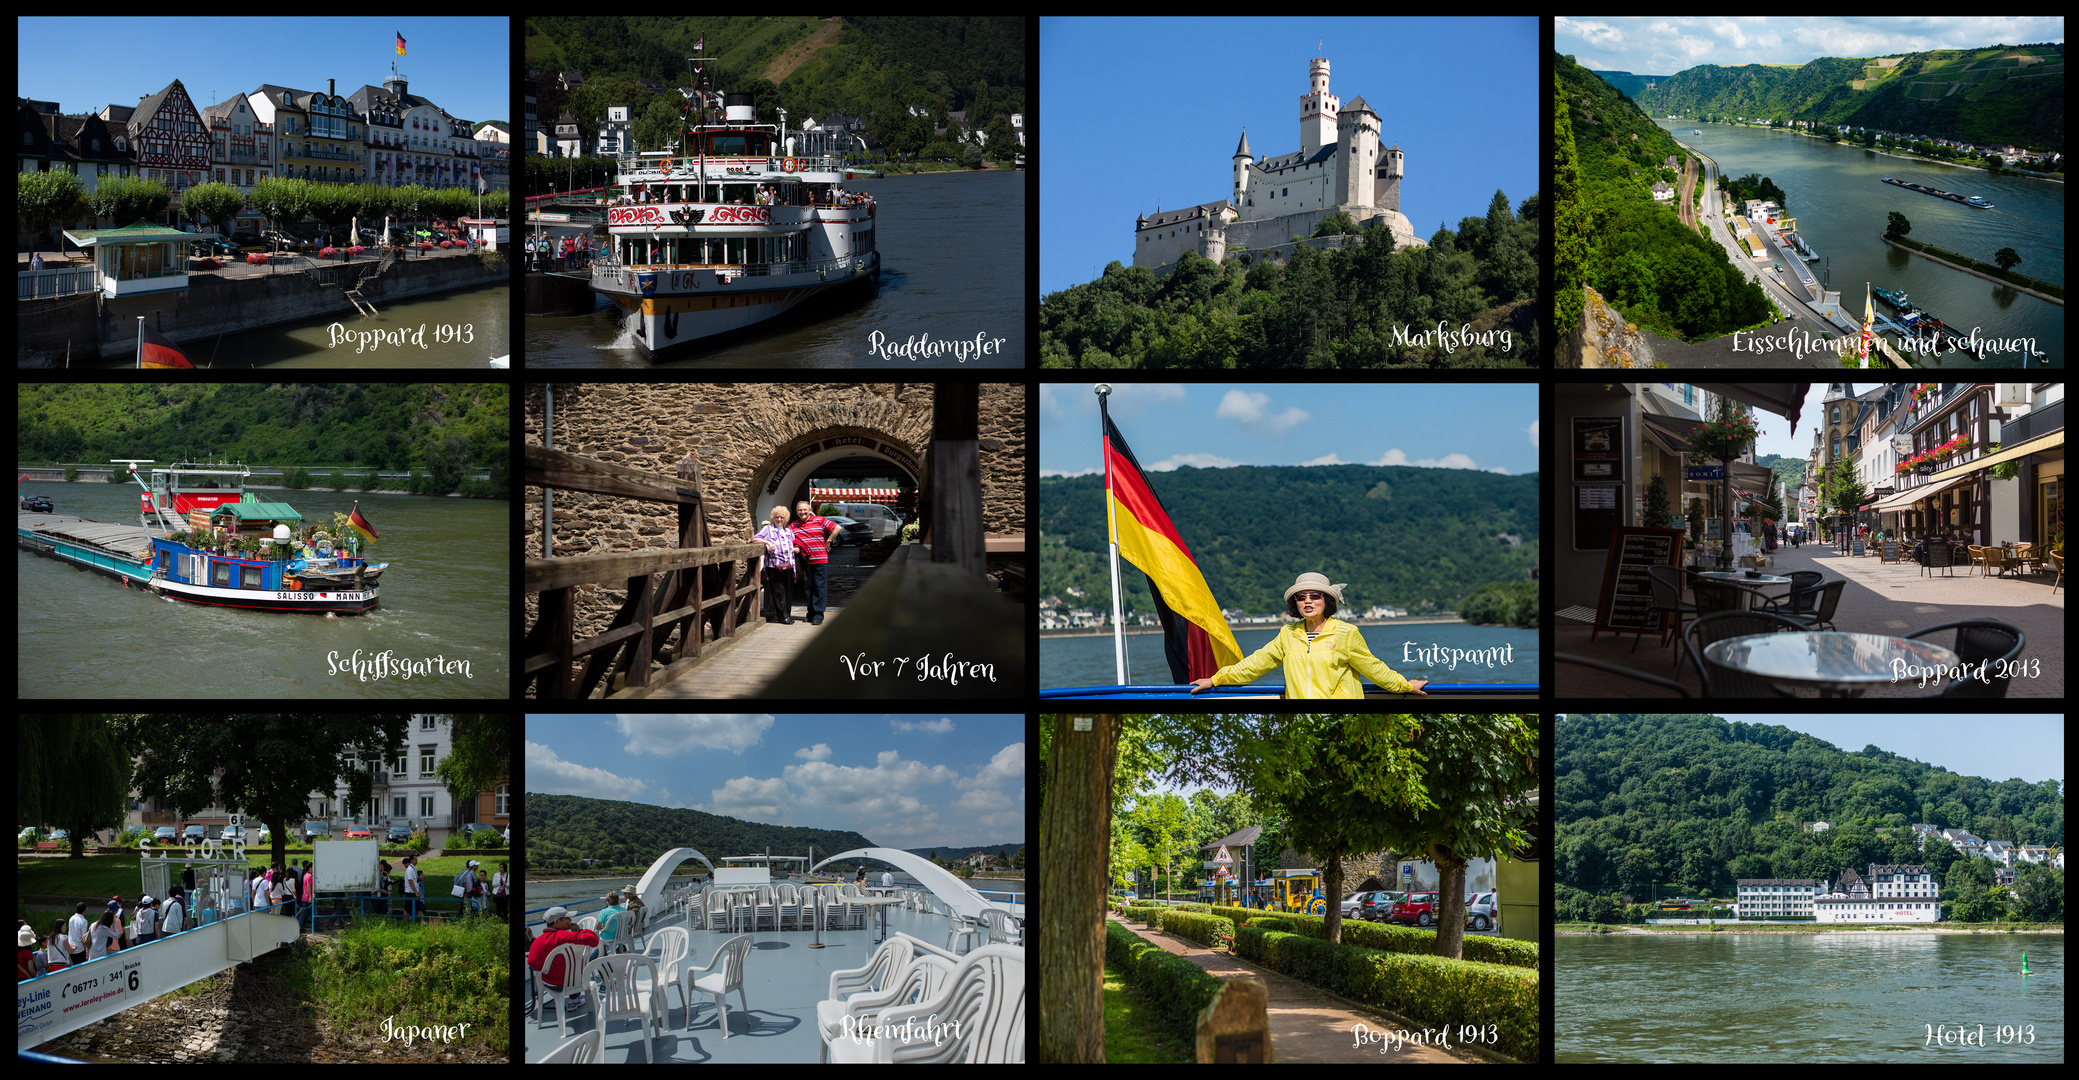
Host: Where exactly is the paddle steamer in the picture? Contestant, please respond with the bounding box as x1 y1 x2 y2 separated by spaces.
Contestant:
590 59 881 357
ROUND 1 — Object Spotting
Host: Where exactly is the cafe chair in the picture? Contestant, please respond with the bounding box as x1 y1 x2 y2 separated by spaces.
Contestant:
1903 620 2024 698
1682 610 1808 698
1643 565 1697 654
1557 653 1692 697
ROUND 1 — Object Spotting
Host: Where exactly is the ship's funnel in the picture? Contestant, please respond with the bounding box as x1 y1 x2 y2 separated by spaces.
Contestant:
725 92 754 123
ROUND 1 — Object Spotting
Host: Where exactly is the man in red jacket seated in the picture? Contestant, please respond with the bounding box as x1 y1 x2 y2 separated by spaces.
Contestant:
528 906 601 1011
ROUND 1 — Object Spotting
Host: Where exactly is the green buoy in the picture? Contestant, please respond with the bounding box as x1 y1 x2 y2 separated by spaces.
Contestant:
2020 952 2030 975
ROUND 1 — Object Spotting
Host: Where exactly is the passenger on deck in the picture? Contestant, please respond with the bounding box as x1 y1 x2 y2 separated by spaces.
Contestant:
528 907 601 1011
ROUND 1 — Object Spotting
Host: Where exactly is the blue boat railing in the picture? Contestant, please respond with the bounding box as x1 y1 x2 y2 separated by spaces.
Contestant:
1038 683 1540 699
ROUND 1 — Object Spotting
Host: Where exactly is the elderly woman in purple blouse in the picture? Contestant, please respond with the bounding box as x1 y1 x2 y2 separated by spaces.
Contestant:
754 505 798 624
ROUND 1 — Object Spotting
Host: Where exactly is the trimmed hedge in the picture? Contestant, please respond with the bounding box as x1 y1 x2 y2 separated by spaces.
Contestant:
1105 919 1225 1046
1236 925 1538 1062
1159 909 1235 949
1266 911 1539 969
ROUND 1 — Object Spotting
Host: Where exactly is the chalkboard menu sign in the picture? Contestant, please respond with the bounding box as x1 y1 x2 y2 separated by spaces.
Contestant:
1851 537 1866 557
1881 539 1900 563
1592 526 1686 644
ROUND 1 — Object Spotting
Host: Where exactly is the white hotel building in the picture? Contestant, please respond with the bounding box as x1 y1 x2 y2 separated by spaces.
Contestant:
1816 864 1940 923
1733 878 1824 918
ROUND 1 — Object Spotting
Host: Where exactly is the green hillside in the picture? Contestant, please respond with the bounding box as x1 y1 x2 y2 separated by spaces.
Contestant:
1553 53 1774 342
1557 715 2065 903
1639 43 2065 151
526 792 875 872
17 384 509 484
1039 463 1537 617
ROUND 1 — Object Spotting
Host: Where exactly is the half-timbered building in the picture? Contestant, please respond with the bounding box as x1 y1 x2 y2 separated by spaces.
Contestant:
123 79 211 202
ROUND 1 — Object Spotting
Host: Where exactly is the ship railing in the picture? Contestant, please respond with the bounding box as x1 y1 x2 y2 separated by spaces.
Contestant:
524 445 767 700
1037 683 1542 700
591 253 872 284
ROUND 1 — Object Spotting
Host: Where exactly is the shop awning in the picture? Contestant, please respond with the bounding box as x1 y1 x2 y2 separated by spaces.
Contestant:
1922 429 2065 485
1872 471 1971 513
1694 383 1812 430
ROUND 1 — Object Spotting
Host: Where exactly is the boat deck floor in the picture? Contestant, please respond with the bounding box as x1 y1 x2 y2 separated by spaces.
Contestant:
523 900 976 1063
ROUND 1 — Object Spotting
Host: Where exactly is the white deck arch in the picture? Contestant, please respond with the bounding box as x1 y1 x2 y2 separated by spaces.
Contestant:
812 846 1002 921
635 847 716 910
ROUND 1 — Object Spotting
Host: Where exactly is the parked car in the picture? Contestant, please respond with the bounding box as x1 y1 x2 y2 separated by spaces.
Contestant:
823 515 873 548
1464 891 1497 931
1386 892 1441 926
1357 890 1408 922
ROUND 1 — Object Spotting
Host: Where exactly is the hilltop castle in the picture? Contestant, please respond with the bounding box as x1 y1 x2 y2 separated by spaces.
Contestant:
1134 57 1425 272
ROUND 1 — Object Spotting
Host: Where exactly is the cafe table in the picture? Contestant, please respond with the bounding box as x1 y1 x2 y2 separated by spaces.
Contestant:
1694 571 1791 611
1704 631 1962 698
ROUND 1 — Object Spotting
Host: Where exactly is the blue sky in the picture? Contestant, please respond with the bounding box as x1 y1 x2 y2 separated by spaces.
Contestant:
525 715 1025 850
18 17 510 125
1039 17 1539 296
1556 17 2066 79
1040 382 1538 477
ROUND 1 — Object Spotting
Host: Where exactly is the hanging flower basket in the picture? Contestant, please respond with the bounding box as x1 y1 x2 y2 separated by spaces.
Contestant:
1688 410 1760 463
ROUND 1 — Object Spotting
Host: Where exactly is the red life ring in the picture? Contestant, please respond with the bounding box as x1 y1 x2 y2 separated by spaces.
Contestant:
661 158 675 171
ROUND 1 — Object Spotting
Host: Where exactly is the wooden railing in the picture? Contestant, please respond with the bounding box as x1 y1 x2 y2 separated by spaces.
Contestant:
523 445 765 698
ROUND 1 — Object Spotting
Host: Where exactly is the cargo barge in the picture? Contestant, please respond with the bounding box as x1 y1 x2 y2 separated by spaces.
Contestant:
1881 176 1993 209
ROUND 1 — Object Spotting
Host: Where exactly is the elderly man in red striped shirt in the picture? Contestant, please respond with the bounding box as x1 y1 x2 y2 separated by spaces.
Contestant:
792 500 842 625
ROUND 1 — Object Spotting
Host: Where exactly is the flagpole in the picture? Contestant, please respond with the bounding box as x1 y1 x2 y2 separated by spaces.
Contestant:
135 316 144 369
1096 383 1126 685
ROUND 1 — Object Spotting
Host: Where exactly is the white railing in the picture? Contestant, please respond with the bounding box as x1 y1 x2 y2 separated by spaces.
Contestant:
19 265 100 300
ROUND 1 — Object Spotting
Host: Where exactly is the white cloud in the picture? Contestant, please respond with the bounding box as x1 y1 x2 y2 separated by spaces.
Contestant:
706 775 793 822
1373 449 1481 470
794 743 833 761
526 741 649 800
1147 451 1241 471
1216 389 1310 433
958 743 1026 791
612 714 772 756
1528 419 1539 450
891 717 955 734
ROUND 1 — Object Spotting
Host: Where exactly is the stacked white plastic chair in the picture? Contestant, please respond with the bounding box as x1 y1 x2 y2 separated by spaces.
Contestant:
641 926 693 1024
830 944 1024 1062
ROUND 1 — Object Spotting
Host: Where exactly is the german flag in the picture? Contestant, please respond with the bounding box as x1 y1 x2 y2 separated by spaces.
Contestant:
137 325 193 369
1103 403 1242 683
347 504 380 544
396 31 407 56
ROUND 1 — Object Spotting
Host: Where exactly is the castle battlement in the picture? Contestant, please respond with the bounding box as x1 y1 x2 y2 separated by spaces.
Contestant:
1134 56 1422 273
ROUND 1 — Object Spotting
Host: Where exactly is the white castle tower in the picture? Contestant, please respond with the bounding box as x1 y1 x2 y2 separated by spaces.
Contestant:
1300 57 1338 159
1132 55 1423 272
1380 143 1404 214
1335 96 1379 209
1233 129 1252 205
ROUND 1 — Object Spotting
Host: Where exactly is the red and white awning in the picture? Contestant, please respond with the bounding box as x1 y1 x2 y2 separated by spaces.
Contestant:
811 488 899 501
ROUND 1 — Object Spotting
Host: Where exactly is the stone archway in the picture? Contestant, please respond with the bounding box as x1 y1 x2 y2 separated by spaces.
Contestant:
747 425 924 528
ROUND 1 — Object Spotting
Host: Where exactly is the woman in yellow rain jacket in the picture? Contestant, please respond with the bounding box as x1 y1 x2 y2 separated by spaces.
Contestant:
1189 572 1428 699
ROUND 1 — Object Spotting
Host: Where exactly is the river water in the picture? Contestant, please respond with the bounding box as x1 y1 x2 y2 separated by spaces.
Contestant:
18 481 508 698
1558 931 2063 1062
1656 121 2063 365
1041 621 1539 689
527 168 1025 368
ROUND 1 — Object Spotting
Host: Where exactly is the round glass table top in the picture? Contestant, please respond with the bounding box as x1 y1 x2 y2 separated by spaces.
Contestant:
1704 632 1961 690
